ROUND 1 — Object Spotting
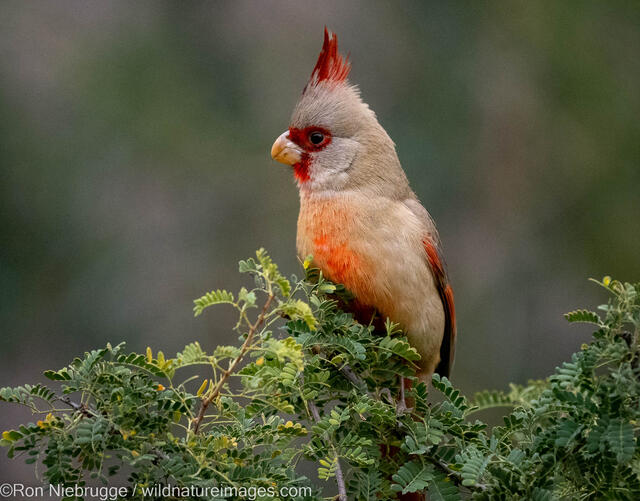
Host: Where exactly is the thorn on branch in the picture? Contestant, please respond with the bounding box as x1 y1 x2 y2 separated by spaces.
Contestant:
60 397 95 418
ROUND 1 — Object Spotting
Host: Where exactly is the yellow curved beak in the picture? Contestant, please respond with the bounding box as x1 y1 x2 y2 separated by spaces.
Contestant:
271 131 302 166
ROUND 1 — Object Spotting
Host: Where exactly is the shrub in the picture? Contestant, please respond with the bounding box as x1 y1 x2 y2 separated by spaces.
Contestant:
1 250 639 500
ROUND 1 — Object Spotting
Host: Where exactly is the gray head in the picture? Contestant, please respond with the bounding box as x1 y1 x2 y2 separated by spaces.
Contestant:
271 29 410 197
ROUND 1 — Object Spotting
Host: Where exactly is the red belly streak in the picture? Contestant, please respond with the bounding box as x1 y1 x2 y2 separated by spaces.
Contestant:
301 199 377 303
301 200 360 288
312 234 360 286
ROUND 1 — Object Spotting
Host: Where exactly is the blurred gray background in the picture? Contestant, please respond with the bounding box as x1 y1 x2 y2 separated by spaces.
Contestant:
1 0 639 483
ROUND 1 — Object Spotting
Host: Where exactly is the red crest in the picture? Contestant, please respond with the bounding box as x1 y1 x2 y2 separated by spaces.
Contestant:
306 27 351 89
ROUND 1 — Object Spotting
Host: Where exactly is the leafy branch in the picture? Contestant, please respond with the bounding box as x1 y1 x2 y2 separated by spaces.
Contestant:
1 252 639 500
192 291 274 433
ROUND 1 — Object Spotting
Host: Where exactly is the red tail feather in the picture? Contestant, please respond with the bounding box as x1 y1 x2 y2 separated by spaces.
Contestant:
423 238 457 378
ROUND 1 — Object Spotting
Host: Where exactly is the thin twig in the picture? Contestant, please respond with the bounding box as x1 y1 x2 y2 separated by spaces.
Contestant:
425 455 488 492
333 452 348 501
339 363 364 387
307 396 347 501
192 293 274 433
308 398 321 422
59 396 95 418
313 346 366 389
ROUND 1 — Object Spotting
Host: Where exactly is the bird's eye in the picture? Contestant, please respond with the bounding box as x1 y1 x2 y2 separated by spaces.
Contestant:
309 131 325 145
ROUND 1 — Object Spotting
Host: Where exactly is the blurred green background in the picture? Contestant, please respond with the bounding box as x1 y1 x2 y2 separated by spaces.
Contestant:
1 0 638 482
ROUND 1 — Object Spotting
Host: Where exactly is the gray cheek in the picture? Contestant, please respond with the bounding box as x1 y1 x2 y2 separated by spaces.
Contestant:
327 139 360 172
308 159 350 191
307 139 360 190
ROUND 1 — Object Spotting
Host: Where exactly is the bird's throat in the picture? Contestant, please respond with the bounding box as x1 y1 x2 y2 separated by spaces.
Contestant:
293 154 311 184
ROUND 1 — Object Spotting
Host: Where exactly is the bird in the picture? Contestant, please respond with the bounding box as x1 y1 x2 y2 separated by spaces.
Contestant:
270 28 456 393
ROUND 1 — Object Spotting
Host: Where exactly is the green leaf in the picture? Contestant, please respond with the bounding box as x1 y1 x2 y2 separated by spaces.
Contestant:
256 248 291 296
175 341 208 365
115 352 167 377
379 336 420 362
432 374 470 414
0 384 57 406
278 299 316 330
263 337 305 370
471 389 515 412
238 287 257 308
318 455 338 480
428 471 462 501
238 256 258 273
564 309 600 325
402 419 444 454
554 419 581 448
391 460 434 494
348 469 382 501
606 419 635 464
213 345 241 360
43 369 71 381
456 447 490 487
530 488 555 501
193 289 235 316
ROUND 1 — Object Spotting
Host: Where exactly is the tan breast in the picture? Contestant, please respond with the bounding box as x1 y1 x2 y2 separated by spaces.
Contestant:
296 190 446 375
297 194 372 294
